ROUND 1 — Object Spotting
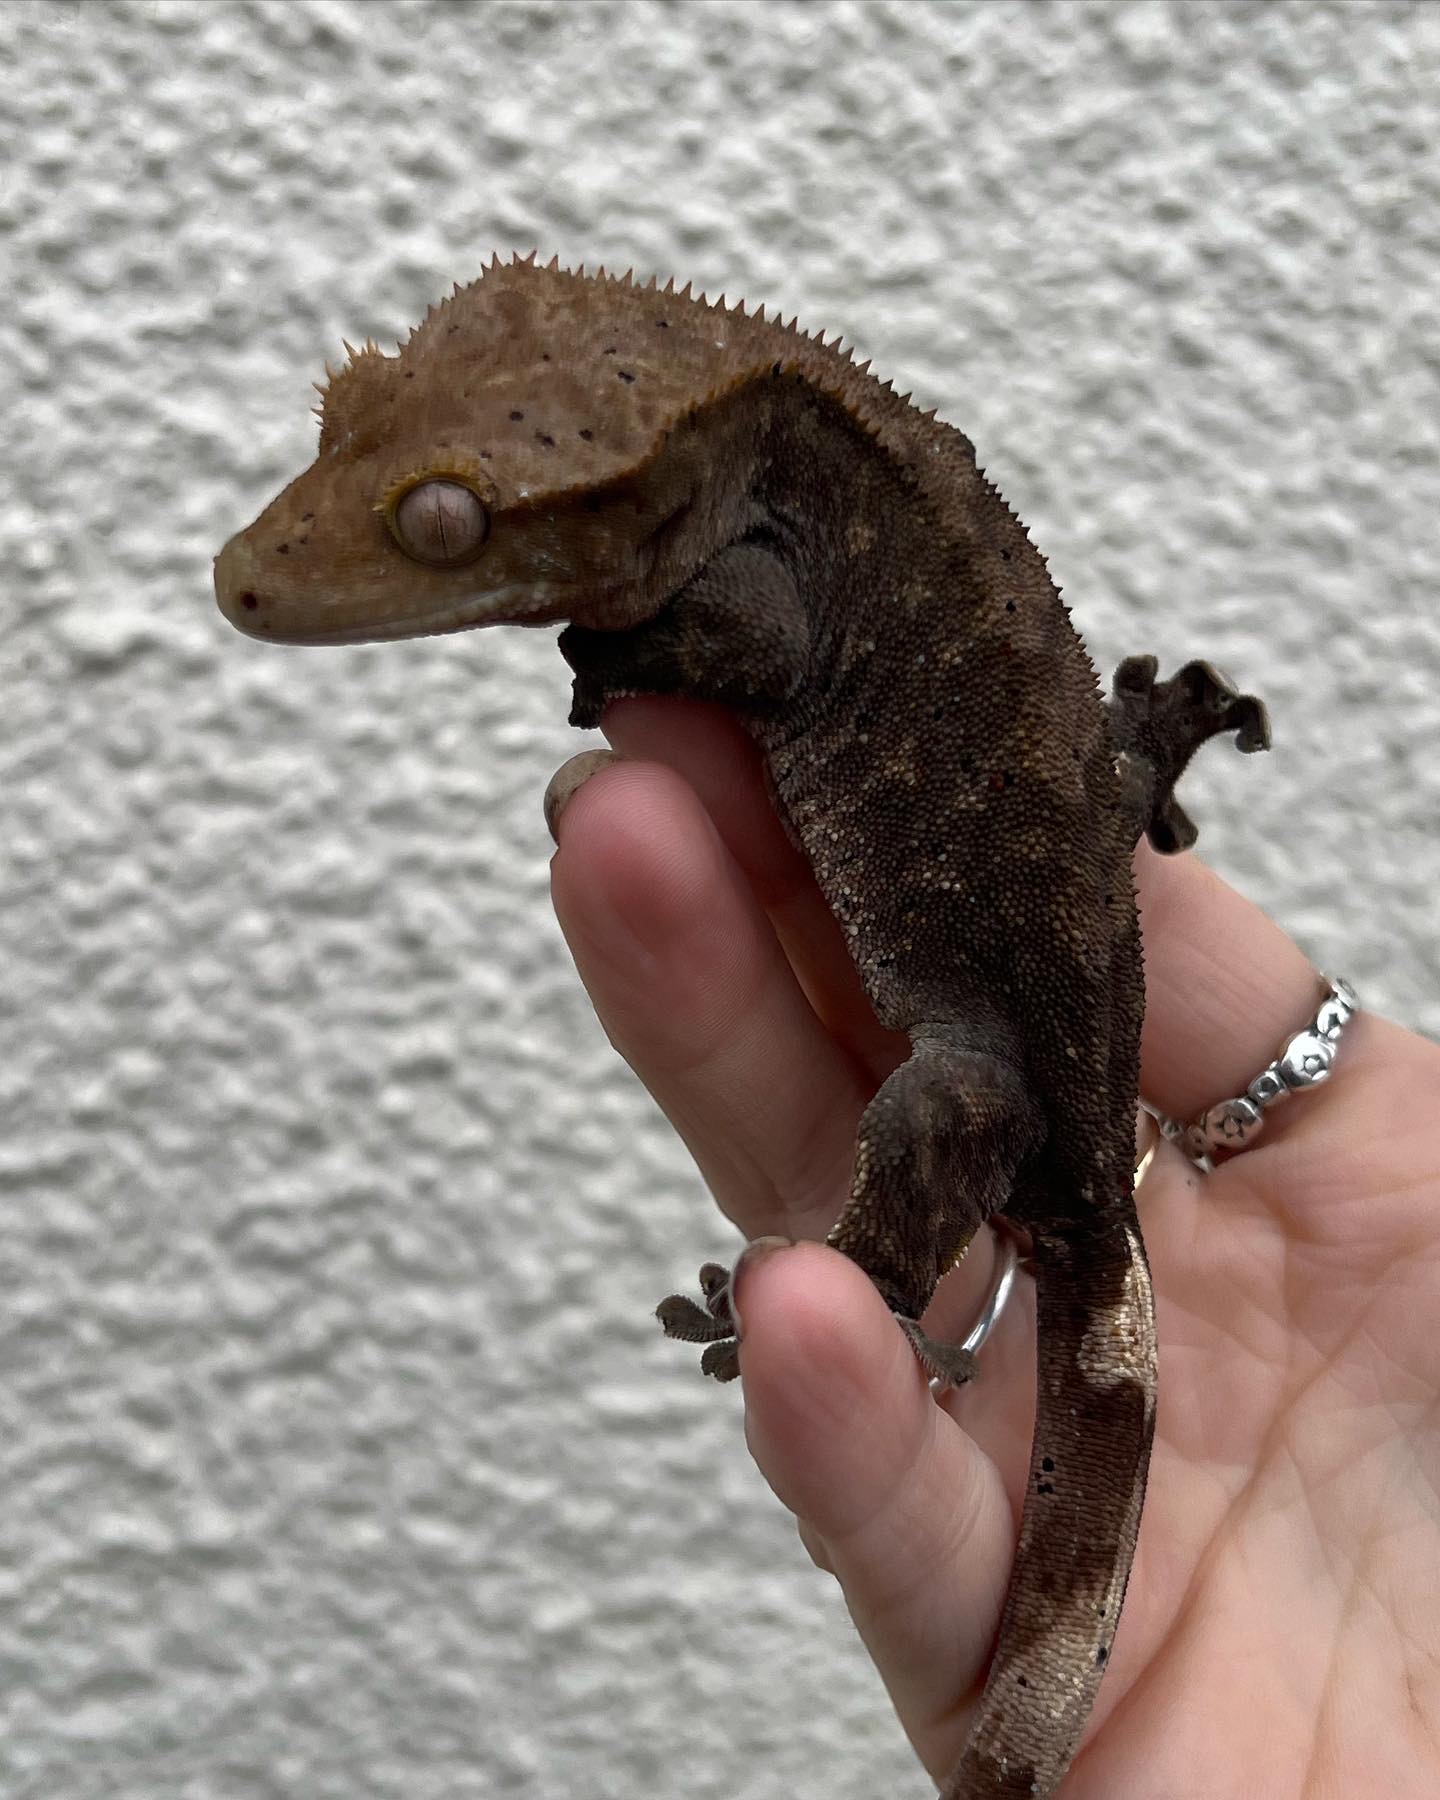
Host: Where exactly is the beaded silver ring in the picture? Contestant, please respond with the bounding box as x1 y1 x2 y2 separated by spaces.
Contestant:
1156 974 1358 1172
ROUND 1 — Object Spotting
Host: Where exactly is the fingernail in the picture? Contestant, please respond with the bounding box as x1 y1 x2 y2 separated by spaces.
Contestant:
544 749 620 843
727 1235 796 1339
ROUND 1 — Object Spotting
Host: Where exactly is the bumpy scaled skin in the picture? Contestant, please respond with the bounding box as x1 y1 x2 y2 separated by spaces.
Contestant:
215 254 1269 1798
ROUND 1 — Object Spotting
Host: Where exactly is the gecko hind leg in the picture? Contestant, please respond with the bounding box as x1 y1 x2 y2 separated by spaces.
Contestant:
658 1028 1042 1387
1108 654 1270 853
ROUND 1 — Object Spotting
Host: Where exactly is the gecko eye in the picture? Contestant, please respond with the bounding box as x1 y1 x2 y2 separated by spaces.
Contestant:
388 479 490 567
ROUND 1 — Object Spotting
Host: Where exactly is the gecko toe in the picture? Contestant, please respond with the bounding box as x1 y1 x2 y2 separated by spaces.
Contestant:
897 1318 980 1391
655 1293 731 1342
700 1340 742 1382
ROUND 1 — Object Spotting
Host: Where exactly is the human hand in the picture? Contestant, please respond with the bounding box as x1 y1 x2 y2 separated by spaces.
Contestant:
547 697 1440 1799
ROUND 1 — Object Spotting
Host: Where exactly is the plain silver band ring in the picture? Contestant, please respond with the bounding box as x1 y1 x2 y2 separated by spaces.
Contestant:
957 973 1360 1362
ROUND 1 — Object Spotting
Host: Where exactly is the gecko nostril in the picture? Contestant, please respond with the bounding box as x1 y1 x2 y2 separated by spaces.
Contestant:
239 591 259 611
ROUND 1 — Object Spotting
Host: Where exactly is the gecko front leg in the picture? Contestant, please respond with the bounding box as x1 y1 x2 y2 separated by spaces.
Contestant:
559 540 809 726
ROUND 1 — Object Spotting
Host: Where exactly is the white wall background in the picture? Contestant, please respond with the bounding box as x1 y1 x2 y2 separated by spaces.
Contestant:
3 3 1437 1796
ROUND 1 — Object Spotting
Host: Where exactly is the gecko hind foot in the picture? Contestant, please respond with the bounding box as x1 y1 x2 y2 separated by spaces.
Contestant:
656 1263 741 1382
898 1318 980 1390
1109 654 1271 853
657 1262 984 1390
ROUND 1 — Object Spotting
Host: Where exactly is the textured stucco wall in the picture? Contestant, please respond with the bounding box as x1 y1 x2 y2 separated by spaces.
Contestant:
3 2 1437 1796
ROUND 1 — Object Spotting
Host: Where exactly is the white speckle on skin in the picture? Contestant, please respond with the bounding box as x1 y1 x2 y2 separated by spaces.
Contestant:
1076 1223 1156 1395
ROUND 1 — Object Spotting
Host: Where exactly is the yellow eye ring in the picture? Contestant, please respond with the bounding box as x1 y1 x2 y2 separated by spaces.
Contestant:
378 462 495 568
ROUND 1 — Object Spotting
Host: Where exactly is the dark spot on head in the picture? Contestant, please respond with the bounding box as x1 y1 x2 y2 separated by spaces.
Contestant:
603 345 617 354
1016 1675 1028 1689
1041 1456 1054 1472
276 542 289 554
448 324 459 334
772 361 783 376
509 410 524 421
931 705 944 720
480 450 492 460
300 512 314 523
541 351 551 361
1035 1479 1054 1495
405 370 414 379
618 370 635 383
1000 548 1011 561
578 428 594 441
655 318 669 328
1005 599 1016 613
538 433 555 447
1096 1645 1108 1665
240 592 259 611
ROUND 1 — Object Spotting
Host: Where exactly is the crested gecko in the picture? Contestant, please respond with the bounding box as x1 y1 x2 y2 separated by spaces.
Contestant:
214 253 1268 1797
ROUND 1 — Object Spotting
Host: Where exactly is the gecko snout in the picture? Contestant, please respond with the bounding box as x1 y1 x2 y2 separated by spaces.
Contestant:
213 532 276 638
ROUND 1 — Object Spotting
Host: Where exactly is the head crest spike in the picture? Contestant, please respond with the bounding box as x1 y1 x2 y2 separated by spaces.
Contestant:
545 253 560 271
518 249 538 265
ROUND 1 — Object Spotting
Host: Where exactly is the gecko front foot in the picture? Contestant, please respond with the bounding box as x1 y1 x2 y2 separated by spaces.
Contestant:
656 1263 741 1382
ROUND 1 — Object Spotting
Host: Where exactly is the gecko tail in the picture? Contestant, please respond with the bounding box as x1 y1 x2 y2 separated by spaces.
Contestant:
941 1196 1157 1800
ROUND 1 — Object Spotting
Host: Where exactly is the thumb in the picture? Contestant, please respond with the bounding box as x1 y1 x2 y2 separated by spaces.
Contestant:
732 1241 1017 1771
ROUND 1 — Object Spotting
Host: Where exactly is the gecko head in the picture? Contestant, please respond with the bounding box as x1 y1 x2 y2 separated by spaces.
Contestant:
215 256 776 647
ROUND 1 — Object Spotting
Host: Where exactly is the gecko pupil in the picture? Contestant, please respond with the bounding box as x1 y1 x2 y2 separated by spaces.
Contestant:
390 480 490 567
